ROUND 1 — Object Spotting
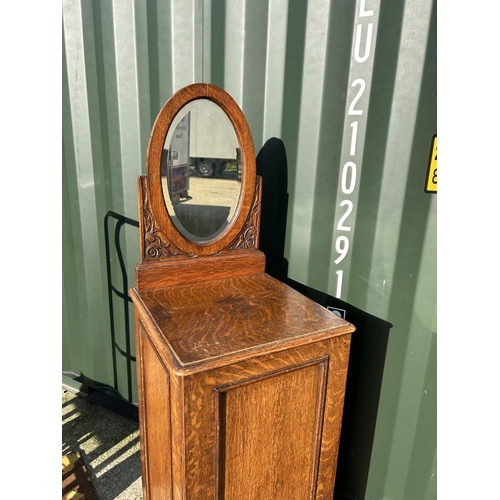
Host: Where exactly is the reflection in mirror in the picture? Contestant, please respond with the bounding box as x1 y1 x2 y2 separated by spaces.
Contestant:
161 99 242 243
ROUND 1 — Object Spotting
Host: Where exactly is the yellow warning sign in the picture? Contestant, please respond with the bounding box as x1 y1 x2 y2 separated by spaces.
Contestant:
425 135 437 193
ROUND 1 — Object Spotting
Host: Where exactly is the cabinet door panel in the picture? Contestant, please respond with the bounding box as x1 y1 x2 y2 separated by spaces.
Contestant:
220 362 327 500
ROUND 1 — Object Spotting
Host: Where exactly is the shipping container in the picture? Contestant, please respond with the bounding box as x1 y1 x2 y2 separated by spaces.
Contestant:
62 0 437 498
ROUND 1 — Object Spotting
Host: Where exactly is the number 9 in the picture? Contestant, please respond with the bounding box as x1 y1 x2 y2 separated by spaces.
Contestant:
334 236 349 264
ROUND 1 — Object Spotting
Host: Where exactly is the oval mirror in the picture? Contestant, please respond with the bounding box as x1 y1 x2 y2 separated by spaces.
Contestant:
161 99 242 242
144 83 256 257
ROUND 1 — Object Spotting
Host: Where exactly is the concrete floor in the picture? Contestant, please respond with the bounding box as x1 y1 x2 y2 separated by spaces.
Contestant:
62 389 143 499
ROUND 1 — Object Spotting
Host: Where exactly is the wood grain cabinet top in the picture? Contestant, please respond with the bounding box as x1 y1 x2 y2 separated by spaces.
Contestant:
130 272 353 375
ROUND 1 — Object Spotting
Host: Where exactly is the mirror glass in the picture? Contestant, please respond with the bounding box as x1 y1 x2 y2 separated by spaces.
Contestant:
161 99 242 243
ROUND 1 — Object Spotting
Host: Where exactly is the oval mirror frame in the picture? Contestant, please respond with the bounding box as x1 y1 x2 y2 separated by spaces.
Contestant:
145 83 256 256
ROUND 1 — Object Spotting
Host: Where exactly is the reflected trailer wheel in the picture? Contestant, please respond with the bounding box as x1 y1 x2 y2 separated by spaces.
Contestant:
197 159 214 178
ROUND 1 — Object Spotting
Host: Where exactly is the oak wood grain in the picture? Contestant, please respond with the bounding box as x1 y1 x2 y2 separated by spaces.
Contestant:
221 362 325 499
134 297 353 499
135 249 266 290
139 323 173 499
133 273 352 367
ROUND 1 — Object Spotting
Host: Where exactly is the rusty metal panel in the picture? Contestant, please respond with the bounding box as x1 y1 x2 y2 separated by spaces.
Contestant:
62 0 436 498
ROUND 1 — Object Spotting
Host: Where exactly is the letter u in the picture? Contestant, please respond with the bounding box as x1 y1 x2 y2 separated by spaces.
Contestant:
354 23 373 63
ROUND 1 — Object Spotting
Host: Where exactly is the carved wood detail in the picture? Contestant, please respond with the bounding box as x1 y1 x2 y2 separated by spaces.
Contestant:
226 175 262 252
140 173 262 261
140 176 187 261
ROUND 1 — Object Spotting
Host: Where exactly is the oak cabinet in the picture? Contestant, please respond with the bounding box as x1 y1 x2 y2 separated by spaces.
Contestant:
130 84 355 499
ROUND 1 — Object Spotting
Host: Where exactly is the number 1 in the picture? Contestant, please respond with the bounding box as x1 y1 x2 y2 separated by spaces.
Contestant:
335 270 344 299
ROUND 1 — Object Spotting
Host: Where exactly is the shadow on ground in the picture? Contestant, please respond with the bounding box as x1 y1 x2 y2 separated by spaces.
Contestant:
62 389 143 500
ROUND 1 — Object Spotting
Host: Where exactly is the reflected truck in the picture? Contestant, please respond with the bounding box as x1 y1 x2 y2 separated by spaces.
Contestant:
162 103 241 205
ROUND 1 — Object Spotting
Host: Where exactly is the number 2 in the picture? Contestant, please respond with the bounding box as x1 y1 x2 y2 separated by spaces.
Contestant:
337 200 353 231
348 79 366 115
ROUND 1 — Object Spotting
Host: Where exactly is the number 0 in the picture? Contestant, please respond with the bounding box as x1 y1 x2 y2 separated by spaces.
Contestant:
341 162 357 194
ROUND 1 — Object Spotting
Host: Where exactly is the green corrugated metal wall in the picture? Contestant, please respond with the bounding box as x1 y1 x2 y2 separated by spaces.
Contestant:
62 0 436 498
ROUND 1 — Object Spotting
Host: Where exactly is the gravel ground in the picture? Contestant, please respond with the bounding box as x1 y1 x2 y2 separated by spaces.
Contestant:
62 389 143 499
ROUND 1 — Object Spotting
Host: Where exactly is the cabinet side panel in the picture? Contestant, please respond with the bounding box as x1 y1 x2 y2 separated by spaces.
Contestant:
135 316 149 500
221 363 325 500
316 334 352 500
140 323 173 499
